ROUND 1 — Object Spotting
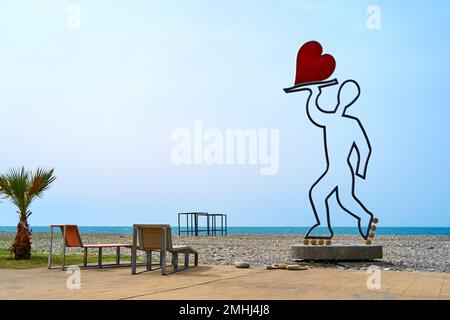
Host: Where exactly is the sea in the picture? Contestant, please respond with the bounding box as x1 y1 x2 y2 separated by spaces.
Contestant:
0 226 449 236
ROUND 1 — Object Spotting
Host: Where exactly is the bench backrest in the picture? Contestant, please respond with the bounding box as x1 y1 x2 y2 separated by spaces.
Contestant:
134 224 173 251
60 225 84 248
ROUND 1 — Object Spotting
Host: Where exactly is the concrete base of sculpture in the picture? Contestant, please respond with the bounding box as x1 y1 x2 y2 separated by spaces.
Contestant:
291 243 383 261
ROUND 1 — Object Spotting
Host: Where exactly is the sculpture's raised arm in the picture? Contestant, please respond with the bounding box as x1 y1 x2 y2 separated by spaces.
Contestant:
305 85 333 127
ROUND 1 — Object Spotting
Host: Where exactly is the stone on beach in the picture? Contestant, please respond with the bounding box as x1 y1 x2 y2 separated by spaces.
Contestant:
286 265 308 271
234 261 250 268
274 263 288 269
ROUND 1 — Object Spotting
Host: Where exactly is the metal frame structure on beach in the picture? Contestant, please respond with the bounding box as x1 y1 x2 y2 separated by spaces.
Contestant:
177 212 227 236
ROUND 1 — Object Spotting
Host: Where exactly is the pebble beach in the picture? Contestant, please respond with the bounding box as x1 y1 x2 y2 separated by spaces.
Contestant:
0 232 448 273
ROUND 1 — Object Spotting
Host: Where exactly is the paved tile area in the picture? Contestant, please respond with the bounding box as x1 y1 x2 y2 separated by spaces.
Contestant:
0 265 448 300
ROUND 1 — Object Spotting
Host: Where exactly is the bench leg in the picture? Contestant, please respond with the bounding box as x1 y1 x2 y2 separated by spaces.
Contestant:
161 250 167 275
131 247 137 275
62 244 66 271
83 248 88 267
172 252 179 272
146 250 152 271
98 248 103 268
48 227 53 269
116 247 120 265
131 227 137 274
184 250 189 268
62 226 67 271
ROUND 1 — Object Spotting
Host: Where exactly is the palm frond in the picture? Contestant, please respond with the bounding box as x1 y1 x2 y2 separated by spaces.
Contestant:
26 168 56 203
0 167 56 215
0 167 30 213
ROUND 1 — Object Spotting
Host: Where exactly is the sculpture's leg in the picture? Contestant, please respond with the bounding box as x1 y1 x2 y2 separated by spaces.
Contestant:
305 174 336 242
335 184 375 241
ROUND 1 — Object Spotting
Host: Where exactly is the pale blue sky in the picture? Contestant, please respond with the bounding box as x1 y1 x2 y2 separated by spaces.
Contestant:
0 0 449 227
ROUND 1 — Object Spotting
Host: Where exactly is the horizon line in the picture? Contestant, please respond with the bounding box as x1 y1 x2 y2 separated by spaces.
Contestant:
0 225 449 228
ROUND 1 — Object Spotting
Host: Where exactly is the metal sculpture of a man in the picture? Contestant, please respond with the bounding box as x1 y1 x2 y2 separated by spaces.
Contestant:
284 41 378 245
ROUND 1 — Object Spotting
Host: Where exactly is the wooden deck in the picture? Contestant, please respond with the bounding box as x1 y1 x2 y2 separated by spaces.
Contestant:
0 265 448 300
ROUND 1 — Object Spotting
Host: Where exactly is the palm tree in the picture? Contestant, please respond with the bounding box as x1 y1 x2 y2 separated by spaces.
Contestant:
0 167 56 260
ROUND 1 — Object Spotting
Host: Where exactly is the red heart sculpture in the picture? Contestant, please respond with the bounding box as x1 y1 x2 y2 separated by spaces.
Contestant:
295 41 336 85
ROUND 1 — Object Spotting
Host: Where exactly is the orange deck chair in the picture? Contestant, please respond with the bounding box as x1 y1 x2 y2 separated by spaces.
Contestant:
48 224 132 270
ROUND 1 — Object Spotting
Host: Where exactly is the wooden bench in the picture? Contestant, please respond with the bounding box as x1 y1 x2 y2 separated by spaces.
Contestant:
131 224 198 275
48 224 132 270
